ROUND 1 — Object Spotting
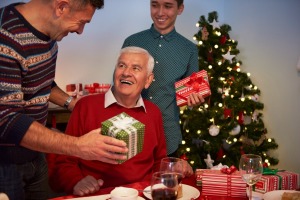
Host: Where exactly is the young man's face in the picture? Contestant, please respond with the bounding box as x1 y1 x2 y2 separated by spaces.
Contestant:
113 52 153 101
150 0 184 35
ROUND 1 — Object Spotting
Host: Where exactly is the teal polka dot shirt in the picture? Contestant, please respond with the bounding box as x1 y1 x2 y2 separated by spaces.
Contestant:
122 24 199 154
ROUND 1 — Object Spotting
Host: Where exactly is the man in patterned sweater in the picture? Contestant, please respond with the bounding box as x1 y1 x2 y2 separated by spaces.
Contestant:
0 1 128 199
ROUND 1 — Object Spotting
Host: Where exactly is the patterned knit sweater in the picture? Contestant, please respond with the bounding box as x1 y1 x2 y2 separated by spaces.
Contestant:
0 3 57 163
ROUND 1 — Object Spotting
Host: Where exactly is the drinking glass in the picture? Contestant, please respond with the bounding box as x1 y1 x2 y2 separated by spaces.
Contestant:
160 157 184 182
160 157 184 198
151 171 178 200
239 154 263 200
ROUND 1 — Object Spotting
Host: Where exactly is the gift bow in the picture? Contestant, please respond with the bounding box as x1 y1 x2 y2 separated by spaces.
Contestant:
220 165 237 174
112 114 135 130
176 73 209 102
184 73 207 92
263 167 278 175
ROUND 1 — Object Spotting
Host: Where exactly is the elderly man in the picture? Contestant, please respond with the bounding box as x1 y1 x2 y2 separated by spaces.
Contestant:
49 47 193 196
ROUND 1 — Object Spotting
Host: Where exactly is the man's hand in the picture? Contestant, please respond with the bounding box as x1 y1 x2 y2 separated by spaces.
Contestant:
182 159 194 177
187 93 205 107
76 128 128 164
73 175 103 196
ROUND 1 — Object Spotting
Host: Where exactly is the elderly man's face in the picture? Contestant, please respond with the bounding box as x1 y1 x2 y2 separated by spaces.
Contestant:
114 52 153 99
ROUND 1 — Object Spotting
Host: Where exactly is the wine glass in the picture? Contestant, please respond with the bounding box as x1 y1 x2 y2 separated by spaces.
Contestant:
239 154 263 200
160 157 184 198
151 171 178 200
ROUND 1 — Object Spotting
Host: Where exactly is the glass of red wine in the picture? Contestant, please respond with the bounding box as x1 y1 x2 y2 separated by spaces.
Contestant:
160 157 184 198
151 171 178 200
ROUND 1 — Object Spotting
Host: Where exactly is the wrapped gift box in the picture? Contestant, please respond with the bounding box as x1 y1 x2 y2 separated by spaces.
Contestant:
254 171 299 194
195 169 208 186
175 70 211 107
84 83 111 94
196 169 247 198
101 112 144 164
66 83 83 96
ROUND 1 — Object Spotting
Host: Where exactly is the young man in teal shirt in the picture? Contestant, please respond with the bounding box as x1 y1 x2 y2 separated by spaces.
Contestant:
122 0 204 156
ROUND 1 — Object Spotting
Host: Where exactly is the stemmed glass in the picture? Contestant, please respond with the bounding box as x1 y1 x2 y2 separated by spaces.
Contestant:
151 171 179 200
159 157 184 198
239 154 263 200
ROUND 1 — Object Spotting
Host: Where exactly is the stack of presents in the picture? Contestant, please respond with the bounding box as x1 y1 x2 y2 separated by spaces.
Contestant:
195 165 299 198
66 82 111 96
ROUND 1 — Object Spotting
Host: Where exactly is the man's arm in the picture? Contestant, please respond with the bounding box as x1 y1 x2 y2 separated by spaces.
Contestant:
49 84 77 111
20 121 128 163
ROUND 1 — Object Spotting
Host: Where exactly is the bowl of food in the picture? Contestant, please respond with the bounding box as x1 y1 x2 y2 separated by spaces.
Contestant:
110 187 138 200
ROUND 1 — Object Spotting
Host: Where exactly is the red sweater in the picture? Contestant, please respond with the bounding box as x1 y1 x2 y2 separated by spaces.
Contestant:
49 94 167 193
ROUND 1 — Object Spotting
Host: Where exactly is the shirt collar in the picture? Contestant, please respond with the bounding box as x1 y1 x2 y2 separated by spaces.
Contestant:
150 24 177 41
104 87 147 112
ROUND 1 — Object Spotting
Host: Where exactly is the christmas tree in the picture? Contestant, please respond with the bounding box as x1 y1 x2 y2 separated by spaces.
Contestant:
178 11 279 169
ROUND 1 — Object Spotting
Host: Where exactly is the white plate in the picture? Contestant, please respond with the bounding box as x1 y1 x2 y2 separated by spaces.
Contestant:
263 190 300 200
68 194 145 200
143 184 200 200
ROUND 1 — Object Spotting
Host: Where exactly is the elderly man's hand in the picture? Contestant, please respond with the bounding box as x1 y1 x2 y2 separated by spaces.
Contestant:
182 159 194 177
76 128 128 164
73 175 103 196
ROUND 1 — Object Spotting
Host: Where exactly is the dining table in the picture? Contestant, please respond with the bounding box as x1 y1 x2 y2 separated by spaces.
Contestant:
49 173 248 200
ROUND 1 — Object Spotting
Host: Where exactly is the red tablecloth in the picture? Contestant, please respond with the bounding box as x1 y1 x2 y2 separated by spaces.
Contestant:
50 175 248 200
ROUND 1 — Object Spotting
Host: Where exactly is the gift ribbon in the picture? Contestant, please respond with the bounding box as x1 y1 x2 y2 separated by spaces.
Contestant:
263 168 278 175
220 165 237 174
112 114 135 130
108 114 138 159
176 72 210 102
184 73 207 89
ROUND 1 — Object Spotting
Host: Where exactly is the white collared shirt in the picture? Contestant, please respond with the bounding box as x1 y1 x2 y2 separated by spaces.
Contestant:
104 87 147 112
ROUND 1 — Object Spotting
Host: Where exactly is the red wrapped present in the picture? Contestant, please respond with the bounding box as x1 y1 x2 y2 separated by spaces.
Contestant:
84 83 111 94
254 170 299 194
195 169 209 186
175 70 211 107
66 83 83 97
197 169 247 198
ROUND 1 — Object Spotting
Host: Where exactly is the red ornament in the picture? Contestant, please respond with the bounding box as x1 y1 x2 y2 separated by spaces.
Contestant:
224 108 232 119
207 49 213 63
233 66 240 71
240 146 245 155
216 147 225 160
238 111 244 124
220 35 227 44
263 162 268 168
201 26 209 41
180 154 188 161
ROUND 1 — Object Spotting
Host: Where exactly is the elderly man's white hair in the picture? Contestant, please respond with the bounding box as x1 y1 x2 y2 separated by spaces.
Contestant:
119 46 154 75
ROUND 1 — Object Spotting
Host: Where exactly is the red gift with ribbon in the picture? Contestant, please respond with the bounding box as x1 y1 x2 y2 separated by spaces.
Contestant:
175 70 211 107
199 168 247 198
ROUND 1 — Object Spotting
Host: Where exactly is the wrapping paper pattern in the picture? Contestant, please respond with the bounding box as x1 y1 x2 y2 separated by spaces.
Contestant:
101 112 145 163
254 171 299 194
195 169 247 198
175 70 211 107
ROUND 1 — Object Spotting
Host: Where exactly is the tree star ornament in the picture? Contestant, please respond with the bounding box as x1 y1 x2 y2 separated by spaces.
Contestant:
209 19 220 30
204 154 214 169
222 51 235 63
